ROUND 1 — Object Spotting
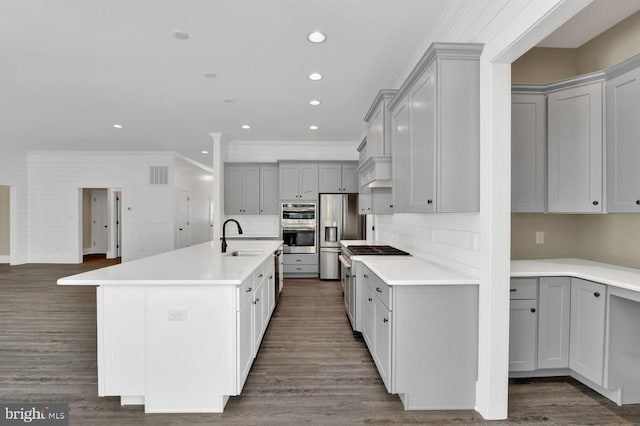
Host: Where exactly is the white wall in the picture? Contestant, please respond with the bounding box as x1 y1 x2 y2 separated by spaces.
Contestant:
0 149 28 264
174 155 214 246
27 151 177 263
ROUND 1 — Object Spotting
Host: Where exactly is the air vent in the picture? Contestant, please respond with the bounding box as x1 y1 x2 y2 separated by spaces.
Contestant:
149 166 169 185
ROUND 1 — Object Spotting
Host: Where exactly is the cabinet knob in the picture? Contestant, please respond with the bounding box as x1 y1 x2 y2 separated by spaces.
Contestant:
592 201 599 206
383 318 388 323
345 274 350 278
260 209 264 212
245 287 252 292
258 273 263 278
594 292 600 298
376 287 382 293
363 274 369 278
636 200 640 205
389 204 393 208
368 297 372 302
427 199 433 205
268 275 273 279
530 308 536 313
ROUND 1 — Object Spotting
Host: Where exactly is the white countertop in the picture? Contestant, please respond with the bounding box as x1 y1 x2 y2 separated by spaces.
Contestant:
57 240 283 286
511 258 640 293
341 239 478 286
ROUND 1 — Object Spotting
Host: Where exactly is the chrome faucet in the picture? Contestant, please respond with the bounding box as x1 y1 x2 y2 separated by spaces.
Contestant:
221 219 243 253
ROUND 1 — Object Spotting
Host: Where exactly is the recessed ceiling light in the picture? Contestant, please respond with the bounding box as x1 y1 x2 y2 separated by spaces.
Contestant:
201 150 209 154
309 125 319 130
173 31 190 40
203 72 217 79
307 31 326 43
112 124 123 129
309 100 321 106
241 125 251 129
223 98 234 103
308 73 322 81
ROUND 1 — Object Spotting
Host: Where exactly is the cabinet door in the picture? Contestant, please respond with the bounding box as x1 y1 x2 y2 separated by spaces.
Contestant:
266 264 275 317
509 299 537 372
341 163 359 193
570 278 606 385
318 163 342 193
279 164 299 200
243 167 260 214
362 287 374 351
237 301 253 392
607 67 640 212
547 82 603 213
366 103 385 157
260 166 279 214
299 164 319 200
537 277 571 369
358 192 372 215
512 93 546 212
225 166 245 214
408 63 436 212
371 189 393 215
373 298 392 392
252 282 265 356
391 97 410 212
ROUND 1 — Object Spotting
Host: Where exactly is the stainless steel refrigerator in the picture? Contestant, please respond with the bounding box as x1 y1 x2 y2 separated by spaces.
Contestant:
319 193 364 280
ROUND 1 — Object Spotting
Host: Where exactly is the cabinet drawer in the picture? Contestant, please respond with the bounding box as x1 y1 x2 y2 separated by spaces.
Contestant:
253 261 265 285
283 254 318 265
284 264 317 274
364 268 391 310
510 278 538 300
237 276 254 310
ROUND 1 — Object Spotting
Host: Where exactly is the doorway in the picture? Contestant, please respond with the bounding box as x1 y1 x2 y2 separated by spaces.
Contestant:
81 188 122 263
0 185 9 264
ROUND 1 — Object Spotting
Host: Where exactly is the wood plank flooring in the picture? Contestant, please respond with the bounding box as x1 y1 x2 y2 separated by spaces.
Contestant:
1 260 640 425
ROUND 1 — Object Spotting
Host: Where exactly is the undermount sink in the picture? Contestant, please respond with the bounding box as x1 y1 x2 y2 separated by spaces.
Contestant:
226 249 263 257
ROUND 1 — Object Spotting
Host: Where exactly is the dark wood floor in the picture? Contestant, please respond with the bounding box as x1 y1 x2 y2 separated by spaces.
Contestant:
1 259 640 425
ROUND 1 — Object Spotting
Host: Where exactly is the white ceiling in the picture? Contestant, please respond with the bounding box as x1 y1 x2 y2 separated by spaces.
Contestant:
4 1 640 168
0 0 451 167
538 0 640 48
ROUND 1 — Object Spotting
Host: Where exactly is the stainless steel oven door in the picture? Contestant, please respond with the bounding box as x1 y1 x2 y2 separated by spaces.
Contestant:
281 203 316 228
282 227 316 254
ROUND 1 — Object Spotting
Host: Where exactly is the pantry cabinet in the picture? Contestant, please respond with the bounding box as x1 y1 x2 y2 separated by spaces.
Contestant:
547 82 604 213
511 93 546 213
390 43 482 213
607 65 640 212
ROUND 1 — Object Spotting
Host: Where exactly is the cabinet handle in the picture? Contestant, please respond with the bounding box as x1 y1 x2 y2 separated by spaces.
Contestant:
594 292 600 298
256 298 260 302
296 267 302 271
389 204 393 208
530 308 536 313
245 287 252 292
592 201 599 206
383 318 388 323
510 289 517 292
269 275 273 279
260 209 264 212
427 199 433 204
258 273 263 278
346 274 350 278
636 200 640 205
296 259 302 262
368 297 372 302
363 274 369 278
376 287 382 293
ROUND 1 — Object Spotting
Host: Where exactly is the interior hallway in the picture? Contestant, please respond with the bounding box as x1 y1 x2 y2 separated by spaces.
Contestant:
0 260 639 425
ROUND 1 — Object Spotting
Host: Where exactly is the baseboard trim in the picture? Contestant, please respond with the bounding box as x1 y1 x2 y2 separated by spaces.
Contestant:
0 255 9 264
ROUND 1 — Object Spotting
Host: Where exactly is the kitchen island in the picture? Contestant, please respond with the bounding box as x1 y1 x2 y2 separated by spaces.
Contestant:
58 240 283 413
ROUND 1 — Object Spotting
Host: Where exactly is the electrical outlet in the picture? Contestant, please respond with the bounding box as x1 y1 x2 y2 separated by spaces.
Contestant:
535 231 544 244
168 308 188 321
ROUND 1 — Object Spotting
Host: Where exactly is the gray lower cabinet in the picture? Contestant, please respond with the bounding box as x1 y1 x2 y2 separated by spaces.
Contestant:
283 253 318 275
547 82 603 213
607 65 640 212
390 43 482 214
537 277 571 369
225 164 278 215
570 278 607 386
509 278 538 372
511 93 546 213
360 264 478 410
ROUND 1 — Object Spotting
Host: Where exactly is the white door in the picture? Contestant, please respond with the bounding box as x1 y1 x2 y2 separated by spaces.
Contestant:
91 189 108 254
176 190 189 249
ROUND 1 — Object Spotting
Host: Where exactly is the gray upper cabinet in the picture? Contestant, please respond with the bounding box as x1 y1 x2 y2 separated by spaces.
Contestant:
260 165 279 214
390 43 482 213
607 65 640 212
225 164 278 215
364 90 397 159
318 162 358 193
278 162 318 201
511 93 546 213
225 165 260 214
547 81 603 213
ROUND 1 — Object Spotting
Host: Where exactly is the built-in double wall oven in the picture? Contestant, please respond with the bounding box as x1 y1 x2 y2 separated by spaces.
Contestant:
281 203 316 254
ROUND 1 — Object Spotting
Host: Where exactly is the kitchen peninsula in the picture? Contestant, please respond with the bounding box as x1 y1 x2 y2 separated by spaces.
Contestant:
58 240 283 413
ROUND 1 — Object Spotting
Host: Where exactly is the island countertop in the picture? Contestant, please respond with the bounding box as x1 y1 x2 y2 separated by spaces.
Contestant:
57 240 283 286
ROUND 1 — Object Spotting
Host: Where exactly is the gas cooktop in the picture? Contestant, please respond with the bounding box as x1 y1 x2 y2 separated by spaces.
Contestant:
345 245 411 256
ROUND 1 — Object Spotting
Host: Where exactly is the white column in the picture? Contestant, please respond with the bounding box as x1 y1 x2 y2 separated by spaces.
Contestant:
209 132 224 246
